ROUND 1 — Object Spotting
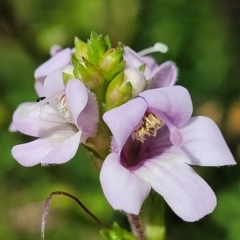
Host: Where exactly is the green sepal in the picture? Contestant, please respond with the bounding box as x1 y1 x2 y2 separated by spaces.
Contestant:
105 72 132 111
146 78 152 86
100 222 137 240
99 44 125 82
63 72 75 84
74 37 87 60
72 55 81 78
87 32 109 65
138 64 146 73
72 54 102 86
104 35 112 50
72 55 105 102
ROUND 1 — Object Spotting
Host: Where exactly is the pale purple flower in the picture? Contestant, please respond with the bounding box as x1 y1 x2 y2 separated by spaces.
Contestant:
100 86 235 222
9 48 73 133
12 70 98 166
124 43 177 89
34 48 73 96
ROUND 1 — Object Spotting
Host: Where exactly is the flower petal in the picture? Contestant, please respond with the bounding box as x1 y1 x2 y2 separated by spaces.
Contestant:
139 86 193 127
34 48 71 79
13 103 74 137
65 79 88 124
12 131 81 166
9 102 32 133
41 131 81 165
124 47 146 69
34 80 45 97
12 138 59 167
123 47 158 79
8 121 17 132
180 116 236 166
103 98 148 151
100 153 151 214
66 79 99 140
147 61 178 89
134 156 216 221
77 95 99 140
44 70 65 99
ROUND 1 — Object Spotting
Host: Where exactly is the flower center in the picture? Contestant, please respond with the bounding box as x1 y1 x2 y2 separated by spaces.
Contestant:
57 94 74 124
132 112 164 142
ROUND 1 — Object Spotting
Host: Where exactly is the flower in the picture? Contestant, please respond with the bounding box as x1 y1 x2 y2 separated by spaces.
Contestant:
124 43 177 89
100 86 235 222
34 47 73 96
9 47 73 133
11 70 99 166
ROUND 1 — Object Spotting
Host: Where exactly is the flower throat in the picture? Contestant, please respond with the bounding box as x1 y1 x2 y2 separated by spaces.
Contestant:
132 112 164 142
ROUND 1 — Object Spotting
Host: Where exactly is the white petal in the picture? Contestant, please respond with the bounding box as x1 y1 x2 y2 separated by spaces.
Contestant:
100 153 151 214
181 116 236 166
134 155 216 221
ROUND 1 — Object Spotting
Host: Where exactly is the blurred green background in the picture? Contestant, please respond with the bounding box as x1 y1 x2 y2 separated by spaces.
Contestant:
1 0 240 239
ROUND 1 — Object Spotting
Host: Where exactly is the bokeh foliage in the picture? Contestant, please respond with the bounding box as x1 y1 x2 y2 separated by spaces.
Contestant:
0 0 240 239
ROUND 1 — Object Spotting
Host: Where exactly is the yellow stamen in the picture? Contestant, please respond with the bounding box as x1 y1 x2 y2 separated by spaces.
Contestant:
132 112 164 142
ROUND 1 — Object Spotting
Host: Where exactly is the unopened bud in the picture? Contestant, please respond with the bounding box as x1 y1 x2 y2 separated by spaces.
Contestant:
105 72 132 111
99 45 125 82
123 68 146 97
72 55 105 101
87 32 110 65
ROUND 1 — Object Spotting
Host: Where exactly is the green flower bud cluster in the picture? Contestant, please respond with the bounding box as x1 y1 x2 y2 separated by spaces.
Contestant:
72 31 130 113
71 32 137 161
70 32 150 161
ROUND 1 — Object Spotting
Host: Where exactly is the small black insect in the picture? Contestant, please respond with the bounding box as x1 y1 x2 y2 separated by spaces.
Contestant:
36 97 46 102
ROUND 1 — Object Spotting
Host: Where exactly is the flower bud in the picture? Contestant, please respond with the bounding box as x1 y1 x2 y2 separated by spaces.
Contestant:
72 55 105 101
99 45 125 82
123 68 146 97
105 72 132 111
86 32 110 65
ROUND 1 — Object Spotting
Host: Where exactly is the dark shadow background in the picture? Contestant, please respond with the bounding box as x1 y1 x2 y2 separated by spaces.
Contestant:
0 0 240 239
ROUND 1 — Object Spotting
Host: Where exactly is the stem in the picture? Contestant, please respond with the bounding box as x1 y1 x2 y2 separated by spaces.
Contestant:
141 192 166 240
41 191 109 240
126 213 146 240
84 122 111 161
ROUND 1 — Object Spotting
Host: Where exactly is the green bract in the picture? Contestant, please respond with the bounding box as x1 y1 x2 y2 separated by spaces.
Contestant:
74 37 87 60
73 55 105 102
99 45 125 82
87 32 110 65
100 222 137 240
105 72 132 111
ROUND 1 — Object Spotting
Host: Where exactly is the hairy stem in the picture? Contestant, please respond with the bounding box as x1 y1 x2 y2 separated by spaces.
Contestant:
126 213 146 240
41 191 109 240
